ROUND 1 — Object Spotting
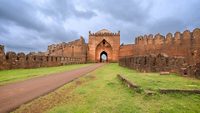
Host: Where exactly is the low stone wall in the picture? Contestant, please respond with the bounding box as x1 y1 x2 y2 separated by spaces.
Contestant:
117 74 139 89
0 50 86 70
159 89 200 94
119 53 200 78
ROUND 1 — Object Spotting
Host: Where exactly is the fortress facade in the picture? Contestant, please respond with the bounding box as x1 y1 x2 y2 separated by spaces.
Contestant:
48 29 120 62
0 28 200 78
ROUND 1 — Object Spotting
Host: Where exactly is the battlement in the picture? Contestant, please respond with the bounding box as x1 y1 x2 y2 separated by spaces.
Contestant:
119 28 200 71
48 36 86 55
0 47 86 70
89 29 120 36
0 44 4 49
135 28 200 46
0 45 5 56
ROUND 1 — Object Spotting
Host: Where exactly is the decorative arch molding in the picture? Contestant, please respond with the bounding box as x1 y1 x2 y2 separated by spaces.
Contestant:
95 39 113 62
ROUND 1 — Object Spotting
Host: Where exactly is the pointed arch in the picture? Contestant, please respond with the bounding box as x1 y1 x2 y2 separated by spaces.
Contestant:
95 39 113 62
100 51 108 62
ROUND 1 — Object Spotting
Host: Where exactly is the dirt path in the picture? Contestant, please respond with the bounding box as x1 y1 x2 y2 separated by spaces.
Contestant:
0 63 104 113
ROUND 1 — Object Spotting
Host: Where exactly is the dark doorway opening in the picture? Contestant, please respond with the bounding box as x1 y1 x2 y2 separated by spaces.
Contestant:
100 51 108 62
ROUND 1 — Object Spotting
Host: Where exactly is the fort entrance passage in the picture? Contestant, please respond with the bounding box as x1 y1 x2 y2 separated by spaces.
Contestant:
96 39 112 62
100 51 107 62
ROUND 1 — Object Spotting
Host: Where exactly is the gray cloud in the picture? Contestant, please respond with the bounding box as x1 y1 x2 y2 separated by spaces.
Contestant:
0 0 95 53
0 0 199 52
148 18 185 35
87 0 152 25
0 0 47 31
41 0 96 21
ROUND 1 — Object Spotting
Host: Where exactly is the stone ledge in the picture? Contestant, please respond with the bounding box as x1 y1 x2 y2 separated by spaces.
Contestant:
159 89 200 94
117 74 139 89
117 74 200 95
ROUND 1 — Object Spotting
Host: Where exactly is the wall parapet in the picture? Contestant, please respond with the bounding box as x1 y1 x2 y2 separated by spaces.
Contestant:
132 28 200 65
89 31 120 36
0 46 86 70
135 28 200 46
119 53 200 78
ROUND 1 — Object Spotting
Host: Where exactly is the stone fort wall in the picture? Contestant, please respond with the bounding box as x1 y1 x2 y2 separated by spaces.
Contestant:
0 28 199 77
119 28 200 78
0 45 86 70
48 36 87 60
119 44 134 58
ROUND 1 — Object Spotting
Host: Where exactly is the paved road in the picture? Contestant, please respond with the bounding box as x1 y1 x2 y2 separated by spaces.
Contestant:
0 63 104 113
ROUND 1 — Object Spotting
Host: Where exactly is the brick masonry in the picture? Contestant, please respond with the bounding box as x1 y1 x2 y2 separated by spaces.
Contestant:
0 45 85 70
0 28 199 78
119 28 200 78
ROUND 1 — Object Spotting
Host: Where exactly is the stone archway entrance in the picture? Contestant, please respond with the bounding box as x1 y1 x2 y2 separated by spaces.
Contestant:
87 29 120 62
100 51 108 62
95 39 112 62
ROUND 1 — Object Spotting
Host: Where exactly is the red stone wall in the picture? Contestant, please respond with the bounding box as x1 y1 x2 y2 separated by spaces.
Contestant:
119 44 134 58
0 46 86 70
48 36 87 61
119 28 200 78
0 45 6 70
1 27 199 73
131 28 200 65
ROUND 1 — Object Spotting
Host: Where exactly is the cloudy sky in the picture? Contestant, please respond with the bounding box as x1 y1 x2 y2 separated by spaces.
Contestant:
0 0 200 53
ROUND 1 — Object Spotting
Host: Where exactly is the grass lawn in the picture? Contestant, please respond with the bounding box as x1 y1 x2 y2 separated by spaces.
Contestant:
13 63 200 113
123 70 200 90
0 64 91 85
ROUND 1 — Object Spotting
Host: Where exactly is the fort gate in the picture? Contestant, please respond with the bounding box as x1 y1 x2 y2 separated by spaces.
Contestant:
0 28 199 77
87 29 120 62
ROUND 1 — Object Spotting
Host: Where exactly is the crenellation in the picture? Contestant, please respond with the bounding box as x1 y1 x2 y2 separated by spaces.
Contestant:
137 36 143 45
0 45 5 70
0 28 199 77
6 51 17 69
165 33 173 45
89 30 120 36
174 32 182 45
0 45 5 61
143 35 148 45
147 34 154 44
135 37 138 44
16 53 26 68
193 28 200 46
120 28 200 78
0 48 85 70
154 33 165 45
0 45 5 57
182 30 191 45
132 29 199 58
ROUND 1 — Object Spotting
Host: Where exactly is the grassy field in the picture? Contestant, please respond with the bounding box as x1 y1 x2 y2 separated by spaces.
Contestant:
0 64 91 85
123 71 200 90
13 63 200 113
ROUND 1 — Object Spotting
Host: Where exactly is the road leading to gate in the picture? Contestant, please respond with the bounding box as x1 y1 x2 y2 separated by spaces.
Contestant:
0 63 105 113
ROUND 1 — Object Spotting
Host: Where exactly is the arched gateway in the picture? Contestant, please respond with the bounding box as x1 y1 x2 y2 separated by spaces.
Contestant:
100 51 107 62
96 39 112 62
87 29 120 62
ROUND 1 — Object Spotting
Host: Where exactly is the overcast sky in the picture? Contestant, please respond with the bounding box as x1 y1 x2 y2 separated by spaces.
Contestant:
0 0 200 53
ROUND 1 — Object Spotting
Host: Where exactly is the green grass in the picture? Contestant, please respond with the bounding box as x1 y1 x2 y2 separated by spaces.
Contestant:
123 71 200 90
0 64 91 85
13 63 200 113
